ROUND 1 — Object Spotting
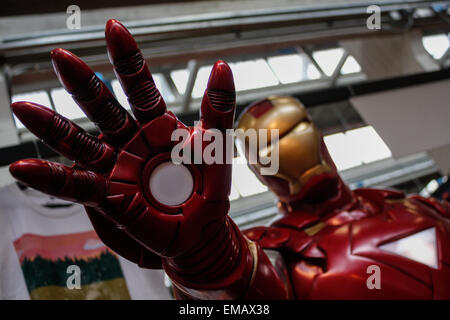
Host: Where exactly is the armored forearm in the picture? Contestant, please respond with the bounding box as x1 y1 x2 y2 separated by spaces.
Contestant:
163 217 289 300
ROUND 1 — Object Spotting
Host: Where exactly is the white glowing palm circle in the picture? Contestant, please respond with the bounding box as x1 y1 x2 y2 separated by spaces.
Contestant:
149 162 194 206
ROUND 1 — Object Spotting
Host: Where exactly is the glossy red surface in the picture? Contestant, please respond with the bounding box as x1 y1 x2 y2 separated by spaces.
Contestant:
244 188 450 299
106 19 166 123
11 102 116 172
51 48 137 144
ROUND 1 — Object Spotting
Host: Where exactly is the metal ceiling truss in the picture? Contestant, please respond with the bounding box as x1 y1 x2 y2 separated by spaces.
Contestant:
1 0 450 164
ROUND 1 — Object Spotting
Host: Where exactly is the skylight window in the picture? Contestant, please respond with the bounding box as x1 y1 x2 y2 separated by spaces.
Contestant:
229 59 279 91
192 66 215 98
267 54 321 84
51 88 85 120
232 157 268 197
422 34 450 59
345 126 392 164
170 66 214 98
230 184 240 201
170 69 190 95
312 48 345 76
324 132 363 171
11 90 52 129
413 8 434 18
171 59 279 97
112 80 131 110
171 65 214 98
324 125 392 171
340 55 362 75
153 73 175 102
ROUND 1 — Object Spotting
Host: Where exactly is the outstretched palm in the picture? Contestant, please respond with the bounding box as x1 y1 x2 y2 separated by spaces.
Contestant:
10 20 236 267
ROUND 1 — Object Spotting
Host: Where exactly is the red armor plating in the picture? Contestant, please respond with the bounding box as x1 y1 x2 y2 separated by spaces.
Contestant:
10 21 250 289
9 19 450 300
245 185 450 299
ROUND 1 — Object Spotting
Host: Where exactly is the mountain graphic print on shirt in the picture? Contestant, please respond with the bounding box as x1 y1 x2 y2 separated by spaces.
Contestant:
13 230 131 300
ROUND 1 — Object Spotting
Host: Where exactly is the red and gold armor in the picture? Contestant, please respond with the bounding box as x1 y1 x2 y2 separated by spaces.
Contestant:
8 20 450 300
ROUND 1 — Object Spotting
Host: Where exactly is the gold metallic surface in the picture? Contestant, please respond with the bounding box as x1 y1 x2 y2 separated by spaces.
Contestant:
247 239 259 287
299 163 332 186
237 96 308 145
237 96 330 195
275 122 322 177
304 222 326 236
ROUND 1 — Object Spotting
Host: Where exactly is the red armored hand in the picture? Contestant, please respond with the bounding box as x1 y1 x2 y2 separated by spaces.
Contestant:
9 20 253 291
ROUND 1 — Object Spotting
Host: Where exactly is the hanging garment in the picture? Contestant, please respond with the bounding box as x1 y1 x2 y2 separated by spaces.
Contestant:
0 183 172 300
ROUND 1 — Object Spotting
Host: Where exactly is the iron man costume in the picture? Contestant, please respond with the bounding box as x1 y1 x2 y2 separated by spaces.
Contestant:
8 20 450 300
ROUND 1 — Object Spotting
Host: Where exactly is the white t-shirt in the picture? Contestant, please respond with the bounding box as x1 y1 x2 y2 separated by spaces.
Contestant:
0 183 173 300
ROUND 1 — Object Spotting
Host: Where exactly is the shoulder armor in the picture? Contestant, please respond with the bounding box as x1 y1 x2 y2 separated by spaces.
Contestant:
243 226 290 249
243 226 315 254
353 188 404 214
409 195 450 219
